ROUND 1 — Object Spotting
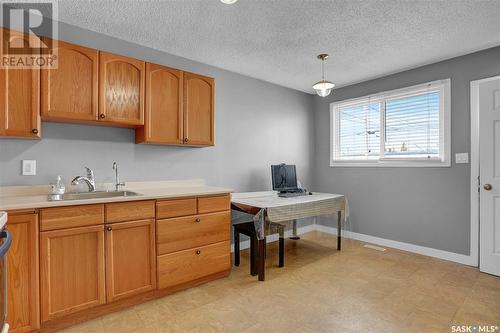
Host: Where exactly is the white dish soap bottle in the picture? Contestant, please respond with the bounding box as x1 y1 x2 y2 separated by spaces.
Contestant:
50 176 66 195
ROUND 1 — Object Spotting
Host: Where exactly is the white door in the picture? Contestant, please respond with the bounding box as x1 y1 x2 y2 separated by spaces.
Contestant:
478 77 500 276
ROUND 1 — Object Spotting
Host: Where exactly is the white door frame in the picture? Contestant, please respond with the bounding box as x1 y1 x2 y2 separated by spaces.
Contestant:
470 75 500 268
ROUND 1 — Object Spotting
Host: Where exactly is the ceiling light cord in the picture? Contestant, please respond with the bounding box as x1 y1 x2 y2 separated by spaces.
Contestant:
321 58 325 81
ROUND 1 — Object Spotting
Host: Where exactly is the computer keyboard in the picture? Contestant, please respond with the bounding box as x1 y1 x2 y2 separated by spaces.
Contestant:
278 192 310 198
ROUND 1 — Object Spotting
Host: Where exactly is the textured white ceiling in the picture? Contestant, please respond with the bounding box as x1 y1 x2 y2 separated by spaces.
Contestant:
57 0 500 94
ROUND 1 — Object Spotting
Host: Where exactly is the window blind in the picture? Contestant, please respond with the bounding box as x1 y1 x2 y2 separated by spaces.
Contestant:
384 91 440 159
330 79 450 167
337 102 381 160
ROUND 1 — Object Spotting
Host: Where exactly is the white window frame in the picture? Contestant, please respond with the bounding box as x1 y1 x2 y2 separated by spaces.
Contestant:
330 79 451 167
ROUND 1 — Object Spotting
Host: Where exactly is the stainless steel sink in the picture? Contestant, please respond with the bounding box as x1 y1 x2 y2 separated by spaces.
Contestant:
48 190 142 202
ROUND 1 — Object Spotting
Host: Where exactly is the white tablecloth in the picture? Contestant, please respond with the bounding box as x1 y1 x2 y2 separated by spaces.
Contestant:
231 191 348 239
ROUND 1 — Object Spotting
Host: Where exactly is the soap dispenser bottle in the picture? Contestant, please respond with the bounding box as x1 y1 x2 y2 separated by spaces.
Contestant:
51 176 66 195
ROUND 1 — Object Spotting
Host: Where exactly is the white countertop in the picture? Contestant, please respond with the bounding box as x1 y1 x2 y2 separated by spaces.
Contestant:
0 180 233 211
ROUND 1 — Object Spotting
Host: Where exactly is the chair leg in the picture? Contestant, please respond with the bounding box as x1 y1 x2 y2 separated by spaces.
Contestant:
250 237 257 276
234 230 240 266
279 236 284 267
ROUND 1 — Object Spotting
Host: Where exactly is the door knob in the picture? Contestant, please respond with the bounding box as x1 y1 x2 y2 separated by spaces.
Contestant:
484 184 493 191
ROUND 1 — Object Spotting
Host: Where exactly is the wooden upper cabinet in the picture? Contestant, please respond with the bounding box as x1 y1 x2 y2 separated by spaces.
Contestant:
7 212 40 333
40 225 106 322
105 219 156 302
0 30 41 139
183 72 215 146
99 52 145 126
41 41 98 122
136 63 183 144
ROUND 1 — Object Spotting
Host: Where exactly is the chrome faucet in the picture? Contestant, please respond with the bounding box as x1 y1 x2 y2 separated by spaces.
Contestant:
71 167 96 192
112 162 125 191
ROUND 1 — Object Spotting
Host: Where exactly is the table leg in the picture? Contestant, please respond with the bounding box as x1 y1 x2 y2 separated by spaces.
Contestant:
337 210 342 251
258 238 266 281
278 225 285 267
250 237 257 276
290 219 300 240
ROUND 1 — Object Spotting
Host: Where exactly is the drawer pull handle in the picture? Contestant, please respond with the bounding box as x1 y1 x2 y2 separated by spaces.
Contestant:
195 218 201 223
195 250 201 255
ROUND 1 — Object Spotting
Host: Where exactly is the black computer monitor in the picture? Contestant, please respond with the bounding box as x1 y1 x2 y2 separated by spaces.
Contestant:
271 164 297 192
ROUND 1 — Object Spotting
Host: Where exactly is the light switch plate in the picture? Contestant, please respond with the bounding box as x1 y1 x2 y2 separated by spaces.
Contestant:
22 160 36 176
455 153 469 164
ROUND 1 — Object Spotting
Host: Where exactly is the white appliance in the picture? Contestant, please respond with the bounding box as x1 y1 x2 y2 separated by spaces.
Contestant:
0 212 10 333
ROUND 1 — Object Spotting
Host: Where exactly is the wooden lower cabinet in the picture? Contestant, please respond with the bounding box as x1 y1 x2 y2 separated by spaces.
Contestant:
157 241 230 289
105 219 156 302
40 225 106 322
157 211 230 255
8 195 231 332
7 212 40 333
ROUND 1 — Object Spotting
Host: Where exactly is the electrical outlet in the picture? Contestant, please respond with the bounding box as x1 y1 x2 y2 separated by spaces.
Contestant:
22 160 36 176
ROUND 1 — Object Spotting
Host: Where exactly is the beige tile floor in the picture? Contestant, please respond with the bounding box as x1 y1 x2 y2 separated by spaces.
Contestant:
60 231 500 333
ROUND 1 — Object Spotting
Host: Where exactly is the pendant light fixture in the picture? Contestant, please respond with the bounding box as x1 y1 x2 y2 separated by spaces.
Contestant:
313 54 335 97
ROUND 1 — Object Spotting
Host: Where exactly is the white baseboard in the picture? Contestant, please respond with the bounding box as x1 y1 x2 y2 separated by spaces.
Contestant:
314 224 477 266
231 223 477 267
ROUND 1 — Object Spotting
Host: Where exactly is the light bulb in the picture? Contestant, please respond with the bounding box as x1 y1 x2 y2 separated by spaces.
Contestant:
313 80 335 97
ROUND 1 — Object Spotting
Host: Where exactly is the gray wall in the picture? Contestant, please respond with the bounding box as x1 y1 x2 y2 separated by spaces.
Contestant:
313 46 500 255
0 21 315 193
2 19 500 257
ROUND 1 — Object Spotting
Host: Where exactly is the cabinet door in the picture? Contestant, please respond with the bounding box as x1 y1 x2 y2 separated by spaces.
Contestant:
41 41 98 122
183 72 214 146
99 51 145 126
105 219 156 302
40 225 105 322
0 30 40 138
157 241 230 290
136 63 183 144
7 212 40 333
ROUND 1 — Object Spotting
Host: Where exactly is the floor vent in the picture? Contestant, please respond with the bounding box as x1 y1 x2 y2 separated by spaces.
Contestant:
363 244 386 252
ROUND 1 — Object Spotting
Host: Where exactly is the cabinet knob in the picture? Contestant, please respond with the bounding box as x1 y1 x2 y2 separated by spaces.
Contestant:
106 226 112 231
195 218 201 223
31 128 39 134
184 138 189 143
99 114 106 119
484 184 493 191
195 250 201 255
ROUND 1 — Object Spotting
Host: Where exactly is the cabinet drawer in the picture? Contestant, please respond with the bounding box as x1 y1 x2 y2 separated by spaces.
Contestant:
40 204 104 231
157 241 230 289
156 198 197 219
157 211 230 255
105 200 155 223
197 195 230 214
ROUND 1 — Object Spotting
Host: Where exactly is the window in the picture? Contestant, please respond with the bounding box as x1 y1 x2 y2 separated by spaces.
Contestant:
330 79 450 167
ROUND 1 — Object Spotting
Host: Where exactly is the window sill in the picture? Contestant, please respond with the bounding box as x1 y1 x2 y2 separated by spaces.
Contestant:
330 160 451 168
